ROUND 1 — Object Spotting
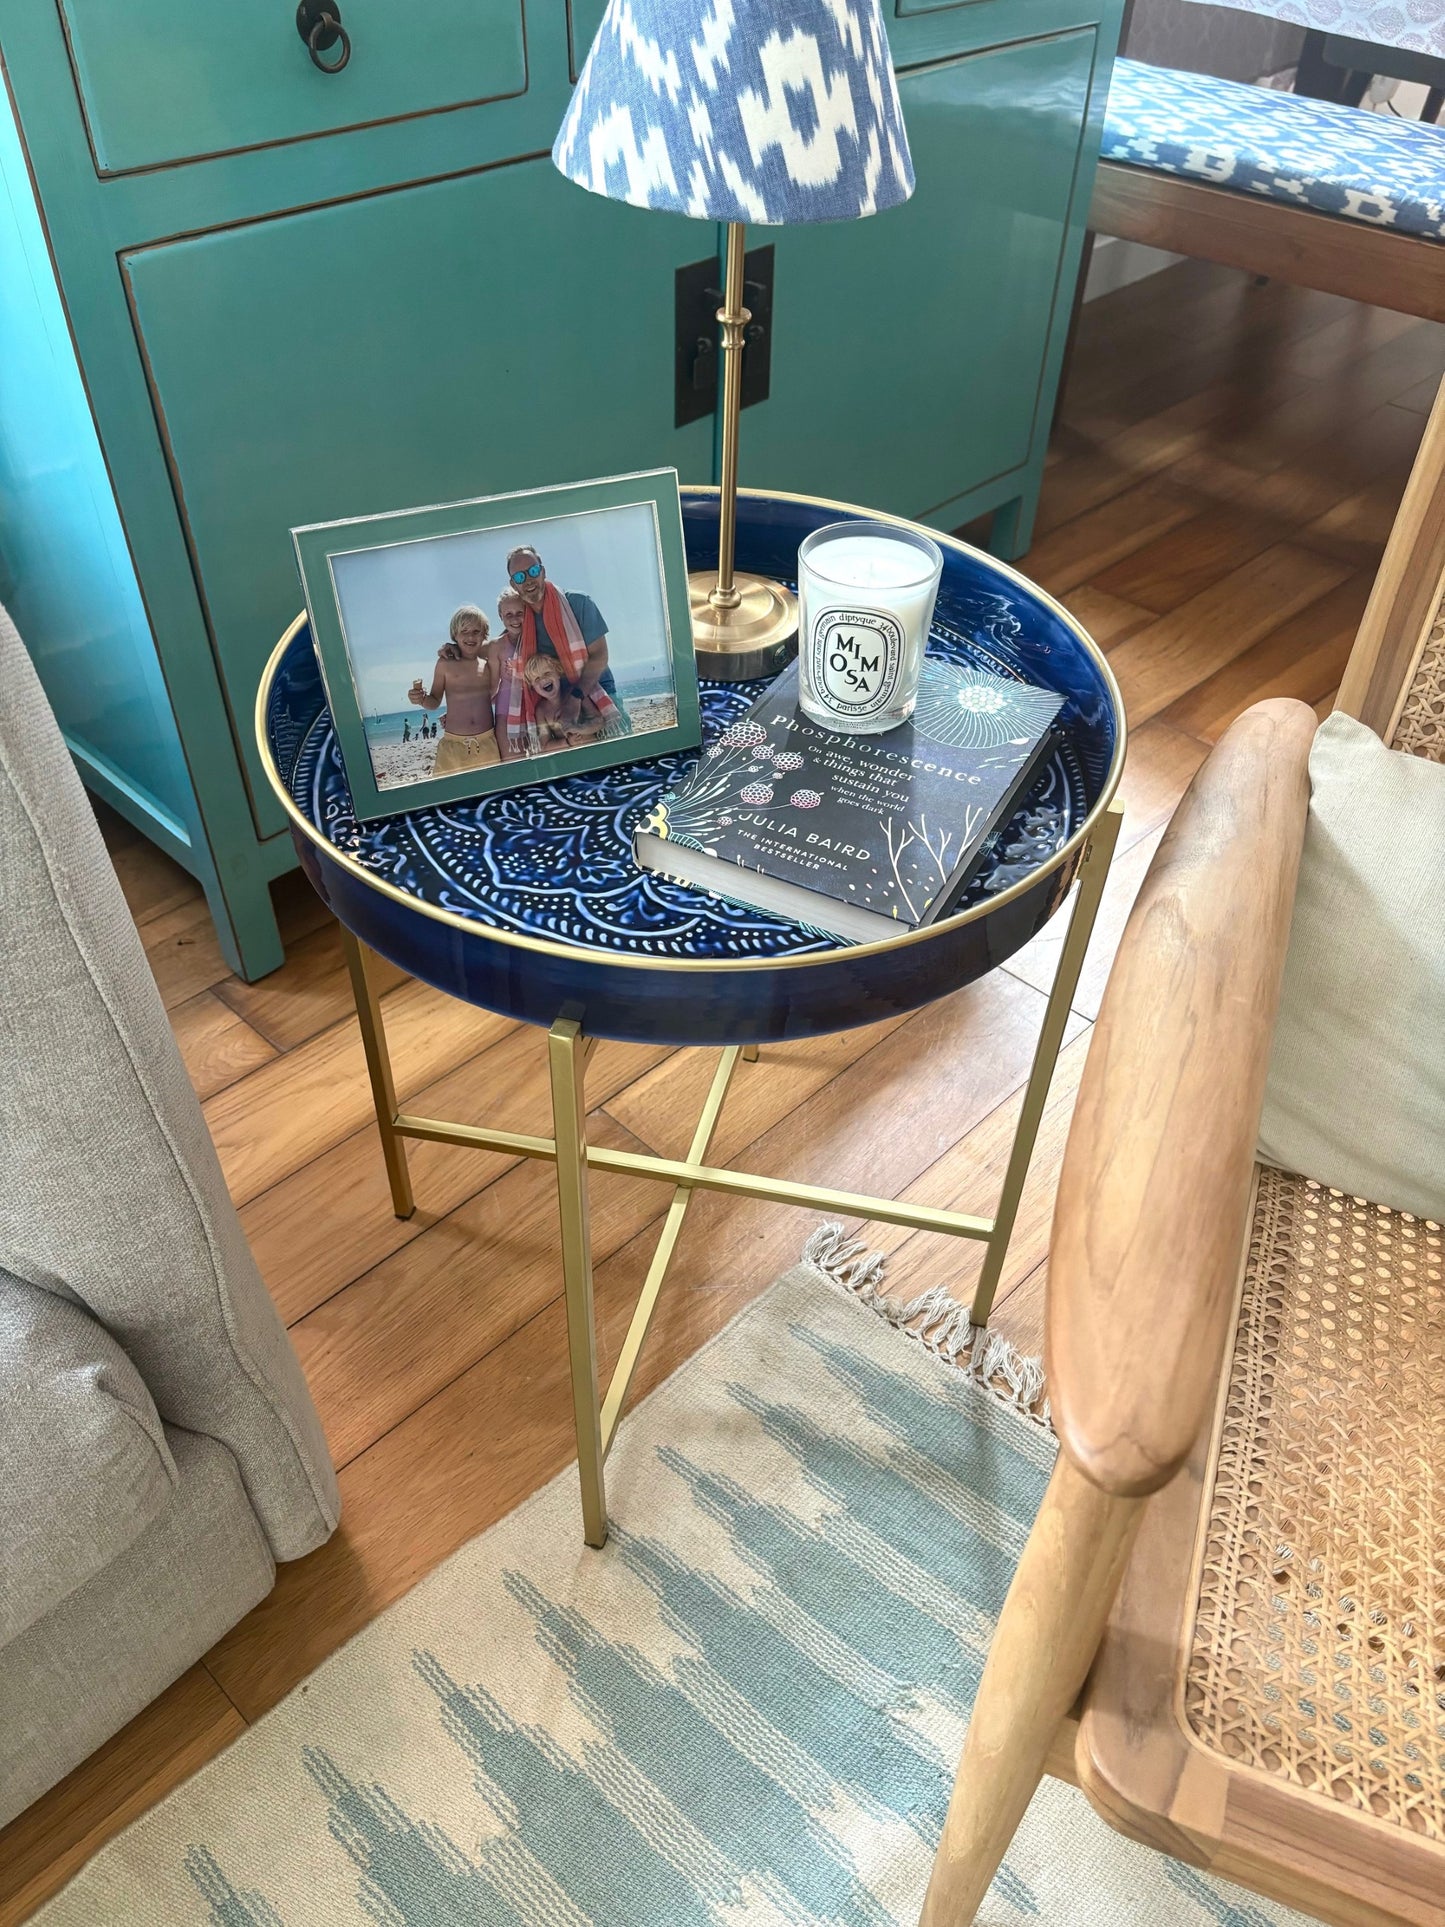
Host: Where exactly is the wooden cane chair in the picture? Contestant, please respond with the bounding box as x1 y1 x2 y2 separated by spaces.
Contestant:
921 375 1445 1927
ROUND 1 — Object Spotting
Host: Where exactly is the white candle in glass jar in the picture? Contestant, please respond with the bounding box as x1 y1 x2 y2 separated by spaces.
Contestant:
797 522 943 734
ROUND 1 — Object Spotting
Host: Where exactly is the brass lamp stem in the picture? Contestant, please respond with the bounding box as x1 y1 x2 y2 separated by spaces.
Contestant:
711 220 749 611
685 218 796 678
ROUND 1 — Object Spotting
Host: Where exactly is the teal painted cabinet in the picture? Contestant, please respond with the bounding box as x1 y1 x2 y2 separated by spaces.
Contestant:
0 0 1121 979
123 170 714 841
748 27 1101 537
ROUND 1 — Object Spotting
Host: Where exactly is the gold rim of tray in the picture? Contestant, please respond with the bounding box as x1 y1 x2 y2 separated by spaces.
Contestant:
255 484 1127 977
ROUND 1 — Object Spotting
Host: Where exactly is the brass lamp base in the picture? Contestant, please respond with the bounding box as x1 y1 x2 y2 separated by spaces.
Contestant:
688 570 798 682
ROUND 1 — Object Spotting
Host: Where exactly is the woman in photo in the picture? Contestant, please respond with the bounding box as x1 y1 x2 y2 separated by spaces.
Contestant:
496 589 527 654
407 604 506 773
491 591 529 761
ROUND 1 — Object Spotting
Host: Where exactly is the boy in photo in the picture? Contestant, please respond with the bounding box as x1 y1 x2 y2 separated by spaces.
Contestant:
407 604 505 773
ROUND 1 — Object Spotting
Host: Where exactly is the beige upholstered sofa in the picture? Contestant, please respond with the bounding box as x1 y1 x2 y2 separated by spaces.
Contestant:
0 607 338 1826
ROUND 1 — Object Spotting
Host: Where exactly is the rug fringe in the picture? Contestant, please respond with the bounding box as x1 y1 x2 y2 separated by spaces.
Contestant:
800 1223 1053 1430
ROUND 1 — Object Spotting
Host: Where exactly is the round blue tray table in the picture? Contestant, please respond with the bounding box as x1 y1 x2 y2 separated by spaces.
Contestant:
258 487 1124 1544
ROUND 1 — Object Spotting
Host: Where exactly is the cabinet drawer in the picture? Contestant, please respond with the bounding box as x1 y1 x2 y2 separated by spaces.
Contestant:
123 161 712 838
59 0 527 174
894 0 993 16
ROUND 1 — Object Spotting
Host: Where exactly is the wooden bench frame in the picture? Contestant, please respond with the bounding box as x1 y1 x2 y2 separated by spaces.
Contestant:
1090 157 1445 325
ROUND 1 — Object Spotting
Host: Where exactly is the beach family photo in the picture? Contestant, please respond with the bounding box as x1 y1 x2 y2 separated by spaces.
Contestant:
293 473 700 822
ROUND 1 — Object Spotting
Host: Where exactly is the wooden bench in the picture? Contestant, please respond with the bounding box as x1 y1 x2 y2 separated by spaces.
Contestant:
1090 59 1445 323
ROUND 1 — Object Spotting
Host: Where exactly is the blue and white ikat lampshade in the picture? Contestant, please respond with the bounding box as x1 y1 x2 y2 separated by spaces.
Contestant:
553 0 916 225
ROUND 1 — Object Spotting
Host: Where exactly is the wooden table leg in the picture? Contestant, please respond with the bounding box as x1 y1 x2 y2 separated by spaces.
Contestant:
548 1016 608 1548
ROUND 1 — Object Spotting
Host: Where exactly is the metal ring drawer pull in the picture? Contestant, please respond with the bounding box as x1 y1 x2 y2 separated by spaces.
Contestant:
296 0 351 73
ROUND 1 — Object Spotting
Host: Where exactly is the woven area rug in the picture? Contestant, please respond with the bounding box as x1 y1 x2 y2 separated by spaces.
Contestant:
38 1244 1316 1926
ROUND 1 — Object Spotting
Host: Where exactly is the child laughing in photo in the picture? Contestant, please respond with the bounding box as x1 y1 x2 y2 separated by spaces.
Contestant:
523 653 608 749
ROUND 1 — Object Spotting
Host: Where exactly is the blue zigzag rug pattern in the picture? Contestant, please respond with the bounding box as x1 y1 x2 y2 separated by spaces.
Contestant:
37 1263 1316 1925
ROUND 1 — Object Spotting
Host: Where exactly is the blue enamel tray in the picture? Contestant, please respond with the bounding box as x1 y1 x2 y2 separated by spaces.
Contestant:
259 489 1124 1046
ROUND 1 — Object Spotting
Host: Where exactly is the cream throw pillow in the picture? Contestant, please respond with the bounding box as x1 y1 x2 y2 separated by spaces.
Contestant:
1257 711 1445 1223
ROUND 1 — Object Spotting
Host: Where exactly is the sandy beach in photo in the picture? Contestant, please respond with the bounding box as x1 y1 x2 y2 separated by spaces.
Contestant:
625 692 678 736
371 735 440 790
367 690 680 793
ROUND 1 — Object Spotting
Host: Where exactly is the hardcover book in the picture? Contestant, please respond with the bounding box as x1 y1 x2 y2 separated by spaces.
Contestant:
635 660 1066 943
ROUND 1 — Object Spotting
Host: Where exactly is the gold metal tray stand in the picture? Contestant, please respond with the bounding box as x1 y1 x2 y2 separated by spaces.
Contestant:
339 801 1122 1546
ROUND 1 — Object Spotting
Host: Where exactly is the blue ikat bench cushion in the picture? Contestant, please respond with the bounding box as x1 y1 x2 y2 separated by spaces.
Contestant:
1102 58 1445 244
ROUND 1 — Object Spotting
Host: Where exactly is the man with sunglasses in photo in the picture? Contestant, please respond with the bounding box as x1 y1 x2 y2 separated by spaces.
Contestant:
497 543 631 760
503 546 628 718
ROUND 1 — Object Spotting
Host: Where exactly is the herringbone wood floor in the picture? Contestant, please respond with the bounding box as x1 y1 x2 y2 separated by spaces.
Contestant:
3 258 1441 1920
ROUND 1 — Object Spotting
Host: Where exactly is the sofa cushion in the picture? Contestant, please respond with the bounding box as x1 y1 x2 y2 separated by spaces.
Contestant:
0 1272 176 1643
0 605 338 1564
0 1425 272 1830
1257 712 1445 1221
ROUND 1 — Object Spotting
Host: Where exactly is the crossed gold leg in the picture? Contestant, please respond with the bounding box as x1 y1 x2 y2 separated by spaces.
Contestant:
340 801 1122 1545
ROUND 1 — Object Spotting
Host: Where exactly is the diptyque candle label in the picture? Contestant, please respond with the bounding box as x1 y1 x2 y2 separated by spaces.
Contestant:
806 608 903 719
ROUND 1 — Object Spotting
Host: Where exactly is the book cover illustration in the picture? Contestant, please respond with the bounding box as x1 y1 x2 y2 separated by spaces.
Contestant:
640 660 1065 930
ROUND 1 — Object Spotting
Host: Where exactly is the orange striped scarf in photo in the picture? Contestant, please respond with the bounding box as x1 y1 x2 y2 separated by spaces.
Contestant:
500 584 619 755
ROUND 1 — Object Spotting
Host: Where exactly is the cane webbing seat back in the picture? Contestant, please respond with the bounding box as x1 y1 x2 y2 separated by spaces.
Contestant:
1176 411 1445 1875
1189 1171 1445 1841
1394 606 1445 761
921 377 1445 1927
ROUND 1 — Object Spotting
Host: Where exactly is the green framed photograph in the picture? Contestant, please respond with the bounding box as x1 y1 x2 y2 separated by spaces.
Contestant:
292 469 701 823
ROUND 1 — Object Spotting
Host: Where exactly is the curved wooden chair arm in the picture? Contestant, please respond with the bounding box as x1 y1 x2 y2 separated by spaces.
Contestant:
1047 697 1316 1499
922 702 1317 1927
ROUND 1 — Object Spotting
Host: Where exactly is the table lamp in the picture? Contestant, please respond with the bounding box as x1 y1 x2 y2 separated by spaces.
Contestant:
554 0 916 680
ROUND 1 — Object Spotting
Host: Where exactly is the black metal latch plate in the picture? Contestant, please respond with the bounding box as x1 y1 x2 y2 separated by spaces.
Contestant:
674 244 775 430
